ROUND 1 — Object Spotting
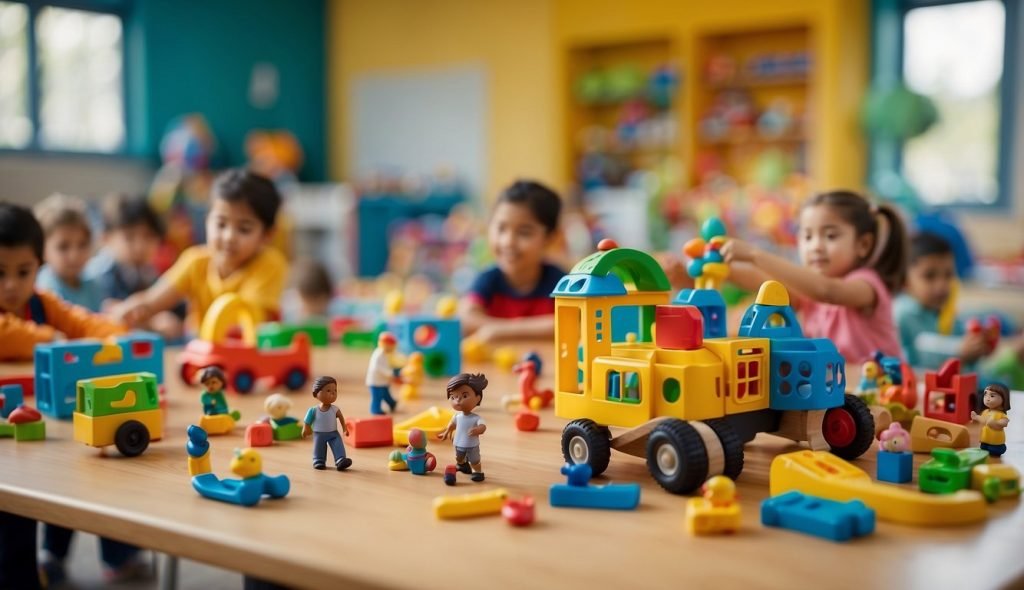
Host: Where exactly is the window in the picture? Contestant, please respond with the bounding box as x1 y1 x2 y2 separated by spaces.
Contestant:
0 1 125 153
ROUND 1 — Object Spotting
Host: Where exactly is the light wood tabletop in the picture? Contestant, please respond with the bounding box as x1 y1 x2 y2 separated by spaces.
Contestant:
1 347 1022 590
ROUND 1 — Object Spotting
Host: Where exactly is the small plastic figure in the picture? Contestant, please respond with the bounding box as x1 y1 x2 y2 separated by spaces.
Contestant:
366 332 401 415
437 373 488 482
877 422 911 453
858 361 880 398
199 366 239 420
264 393 296 426
302 376 353 470
971 383 1011 457
400 351 424 401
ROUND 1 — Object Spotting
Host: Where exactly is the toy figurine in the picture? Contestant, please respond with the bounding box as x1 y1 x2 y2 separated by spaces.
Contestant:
186 425 290 507
199 366 239 420
366 332 401 415
387 428 437 475
437 373 488 482
971 383 1011 457
876 422 913 483
400 351 424 401
265 393 302 441
302 376 353 470
858 361 880 399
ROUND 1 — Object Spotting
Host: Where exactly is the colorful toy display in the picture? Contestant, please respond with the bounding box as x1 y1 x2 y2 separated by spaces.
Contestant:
971 383 1011 457
685 476 741 535
918 448 989 495
924 359 978 424
387 316 461 378
909 416 971 453
36 333 163 419
550 464 641 510
394 406 454 446
179 294 311 394
365 332 401 415
437 373 488 482
553 242 870 495
257 322 330 348
387 428 437 475
186 425 290 507
0 405 46 442
876 423 913 484
761 491 875 542
302 376 352 471
871 351 917 409
399 352 425 401
264 393 302 441
433 488 509 519
73 372 162 457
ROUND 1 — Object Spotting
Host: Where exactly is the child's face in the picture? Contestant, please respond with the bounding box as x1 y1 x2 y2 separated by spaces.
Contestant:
0 245 40 313
798 205 873 278
488 202 551 280
983 388 1004 410
315 382 338 405
447 383 480 413
206 199 269 275
299 293 330 318
107 223 160 268
905 253 955 311
44 224 91 282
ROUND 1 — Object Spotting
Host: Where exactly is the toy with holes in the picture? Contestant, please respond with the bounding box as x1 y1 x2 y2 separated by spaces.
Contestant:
186 425 290 507
909 415 970 453
35 332 163 419
971 383 1011 457
257 322 330 348
876 422 913 484
918 448 990 494
761 491 875 542
924 358 977 424
399 352 425 401
179 294 311 394
387 428 437 475
0 405 46 442
686 475 741 535
73 372 162 457
672 217 729 338
549 463 641 510
553 241 871 495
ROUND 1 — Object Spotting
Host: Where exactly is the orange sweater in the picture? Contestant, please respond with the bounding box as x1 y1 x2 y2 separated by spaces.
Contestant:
0 291 126 361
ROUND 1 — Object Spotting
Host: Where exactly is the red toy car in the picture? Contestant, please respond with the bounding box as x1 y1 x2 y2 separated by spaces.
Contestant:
180 333 311 394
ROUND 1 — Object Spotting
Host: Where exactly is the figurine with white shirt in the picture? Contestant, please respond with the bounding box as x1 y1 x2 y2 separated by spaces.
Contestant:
365 331 402 415
437 373 488 482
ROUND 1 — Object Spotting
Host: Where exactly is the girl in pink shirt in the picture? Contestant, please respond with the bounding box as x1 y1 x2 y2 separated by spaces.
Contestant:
722 190 907 364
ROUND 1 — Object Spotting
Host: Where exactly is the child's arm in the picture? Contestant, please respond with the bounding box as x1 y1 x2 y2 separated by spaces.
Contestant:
41 291 125 341
436 415 456 440
0 315 58 361
112 279 185 327
301 407 315 438
726 261 774 293
467 314 555 343
336 409 349 436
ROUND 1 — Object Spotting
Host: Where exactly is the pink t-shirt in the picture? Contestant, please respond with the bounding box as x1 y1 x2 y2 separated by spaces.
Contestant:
800 267 902 364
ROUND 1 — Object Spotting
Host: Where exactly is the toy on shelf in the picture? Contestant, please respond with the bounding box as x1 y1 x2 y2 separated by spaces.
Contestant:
971 463 1021 503
770 450 985 526
365 332 401 415
502 496 536 527
264 393 301 441
434 488 509 519
553 241 871 495
394 406 454 446
550 463 641 510
909 416 970 453
0 405 46 441
876 423 912 484
924 359 978 424
399 352 424 401
73 372 162 457
437 373 488 482
257 322 330 348
36 333 163 419
179 294 310 394
186 425 290 507
387 428 437 475
971 383 1011 457
345 415 394 448
761 491 875 542
685 476 741 535
918 448 989 495
302 376 352 471
512 360 553 410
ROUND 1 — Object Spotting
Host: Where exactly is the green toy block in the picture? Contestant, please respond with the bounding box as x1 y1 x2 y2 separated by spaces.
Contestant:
258 323 330 348
76 373 159 417
919 448 990 494
272 421 303 441
341 329 381 349
14 420 45 441
0 423 13 438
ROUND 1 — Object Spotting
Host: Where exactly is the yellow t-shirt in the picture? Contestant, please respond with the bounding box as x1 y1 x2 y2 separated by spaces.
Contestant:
980 410 1008 445
164 245 287 328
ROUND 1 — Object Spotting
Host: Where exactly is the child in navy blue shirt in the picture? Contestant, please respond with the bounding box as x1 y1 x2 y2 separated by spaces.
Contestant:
460 180 565 342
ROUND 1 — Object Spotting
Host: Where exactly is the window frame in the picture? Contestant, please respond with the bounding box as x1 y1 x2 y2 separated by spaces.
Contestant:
0 0 131 156
868 0 1019 211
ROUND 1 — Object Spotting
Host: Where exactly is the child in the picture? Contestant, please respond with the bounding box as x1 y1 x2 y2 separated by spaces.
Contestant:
301 375 353 470
437 372 488 482
290 257 334 322
722 190 906 363
111 168 287 331
971 383 1010 457
459 180 565 343
33 194 104 312
893 232 989 369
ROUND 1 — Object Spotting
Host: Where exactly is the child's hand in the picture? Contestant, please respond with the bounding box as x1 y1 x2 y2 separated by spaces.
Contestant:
109 296 150 327
469 426 485 436
653 252 691 290
436 429 449 441
960 332 988 363
720 239 756 264
301 423 311 439
470 323 501 345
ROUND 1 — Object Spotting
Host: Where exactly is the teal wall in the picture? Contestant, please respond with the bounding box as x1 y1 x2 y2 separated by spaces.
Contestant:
127 0 327 180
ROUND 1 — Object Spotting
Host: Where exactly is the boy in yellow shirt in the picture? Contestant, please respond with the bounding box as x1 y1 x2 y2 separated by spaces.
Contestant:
113 169 287 330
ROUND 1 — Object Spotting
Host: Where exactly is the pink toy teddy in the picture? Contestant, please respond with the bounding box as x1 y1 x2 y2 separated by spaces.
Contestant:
878 422 910 453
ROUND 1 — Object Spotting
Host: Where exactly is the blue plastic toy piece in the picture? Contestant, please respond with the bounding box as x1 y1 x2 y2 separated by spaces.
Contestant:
523 352 543 378
551 273 628 298
191 473 291 507
35 333 164 419
0 384 24 419
873 351 903 386
761 491 875 542
387 315 461 377
766 339 846 411
673 289 727 338
549 464 641 510
877 450 913 484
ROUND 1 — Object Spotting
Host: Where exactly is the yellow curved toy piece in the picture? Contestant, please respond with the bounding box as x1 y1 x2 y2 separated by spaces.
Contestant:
199 294 257 345
937 279 958 335
199 413 237 436
93 341 124 365
755 280 790 307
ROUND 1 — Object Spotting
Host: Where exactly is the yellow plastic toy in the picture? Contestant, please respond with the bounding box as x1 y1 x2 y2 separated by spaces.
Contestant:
971 463 1021 501
199 294 257 345
400 352 425 401
769 450 986 526
433 488 509 519
493 347 519 372
685 476 741 535
393 406 455 446
199 413 238 436
462 337 489 363
937 278 958 335
909 416 971 453
73 373 163 457
435 295 458 319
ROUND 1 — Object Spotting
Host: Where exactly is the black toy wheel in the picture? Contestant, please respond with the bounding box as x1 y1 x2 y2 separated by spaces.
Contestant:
561 419 611 476
233 369 256 394
283 366 308 391
114 420 150 457
823 393 875 459
703 418 745 480
646 419 709 495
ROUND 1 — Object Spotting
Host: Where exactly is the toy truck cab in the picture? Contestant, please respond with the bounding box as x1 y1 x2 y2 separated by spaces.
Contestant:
74 372 163 457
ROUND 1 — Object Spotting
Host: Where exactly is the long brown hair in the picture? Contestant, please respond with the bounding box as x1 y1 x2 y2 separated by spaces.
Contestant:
803 190 907 292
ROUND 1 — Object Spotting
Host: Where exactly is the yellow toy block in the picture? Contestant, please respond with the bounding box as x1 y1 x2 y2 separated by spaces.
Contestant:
394 406 454 446
702 337 770 414
199 413 237 436
909 416 970 453
770 450 985 526
972 463 1021 501
685 476 741 535
73 409 163 449
189 451 212 477
433 488 509 519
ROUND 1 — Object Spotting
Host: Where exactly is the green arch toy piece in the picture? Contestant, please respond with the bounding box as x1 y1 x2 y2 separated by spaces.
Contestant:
569 248 671 293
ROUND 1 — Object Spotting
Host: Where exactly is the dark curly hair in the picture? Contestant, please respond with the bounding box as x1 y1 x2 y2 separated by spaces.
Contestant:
199 366 226 389
446 373 488 402
312 375 338 397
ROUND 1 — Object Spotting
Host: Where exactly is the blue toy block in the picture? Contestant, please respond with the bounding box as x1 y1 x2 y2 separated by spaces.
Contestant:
877 450 913 484
0 384 24 419
673 289 727 338
552 273 628 298
191 473 291 507
549 464 641 510
767 338 846 411
35 333 164 419
873 351 903 385
761 491 875 542
387 316 460 377
739 303 804 339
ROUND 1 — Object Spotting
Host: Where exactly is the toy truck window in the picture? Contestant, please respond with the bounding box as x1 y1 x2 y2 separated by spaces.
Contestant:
131 340 153 358
736 348 764 400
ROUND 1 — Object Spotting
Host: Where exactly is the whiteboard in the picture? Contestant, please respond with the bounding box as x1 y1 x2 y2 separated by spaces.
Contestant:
351 65 488 197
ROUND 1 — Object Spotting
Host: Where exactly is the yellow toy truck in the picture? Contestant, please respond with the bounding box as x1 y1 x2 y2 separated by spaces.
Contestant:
74 372 163 457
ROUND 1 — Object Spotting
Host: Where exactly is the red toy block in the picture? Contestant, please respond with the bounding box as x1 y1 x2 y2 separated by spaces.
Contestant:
655 305 704 350
245 422 274 447
924 359 977 424
515 411 540 432
0 375 34 398
344 415 394 448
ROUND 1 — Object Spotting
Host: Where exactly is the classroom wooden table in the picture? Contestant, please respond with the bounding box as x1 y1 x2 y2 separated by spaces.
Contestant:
1 347 1022 590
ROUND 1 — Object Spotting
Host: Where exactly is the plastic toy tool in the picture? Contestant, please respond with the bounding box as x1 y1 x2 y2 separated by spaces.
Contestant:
761 491 875 542
186 425 290 507
769 450 985 526
549 464 641 510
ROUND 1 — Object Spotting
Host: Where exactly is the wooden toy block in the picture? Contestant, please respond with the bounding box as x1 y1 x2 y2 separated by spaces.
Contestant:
344 415 394 448
762 491 874 542
245 422 274 447
909 416 970 453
